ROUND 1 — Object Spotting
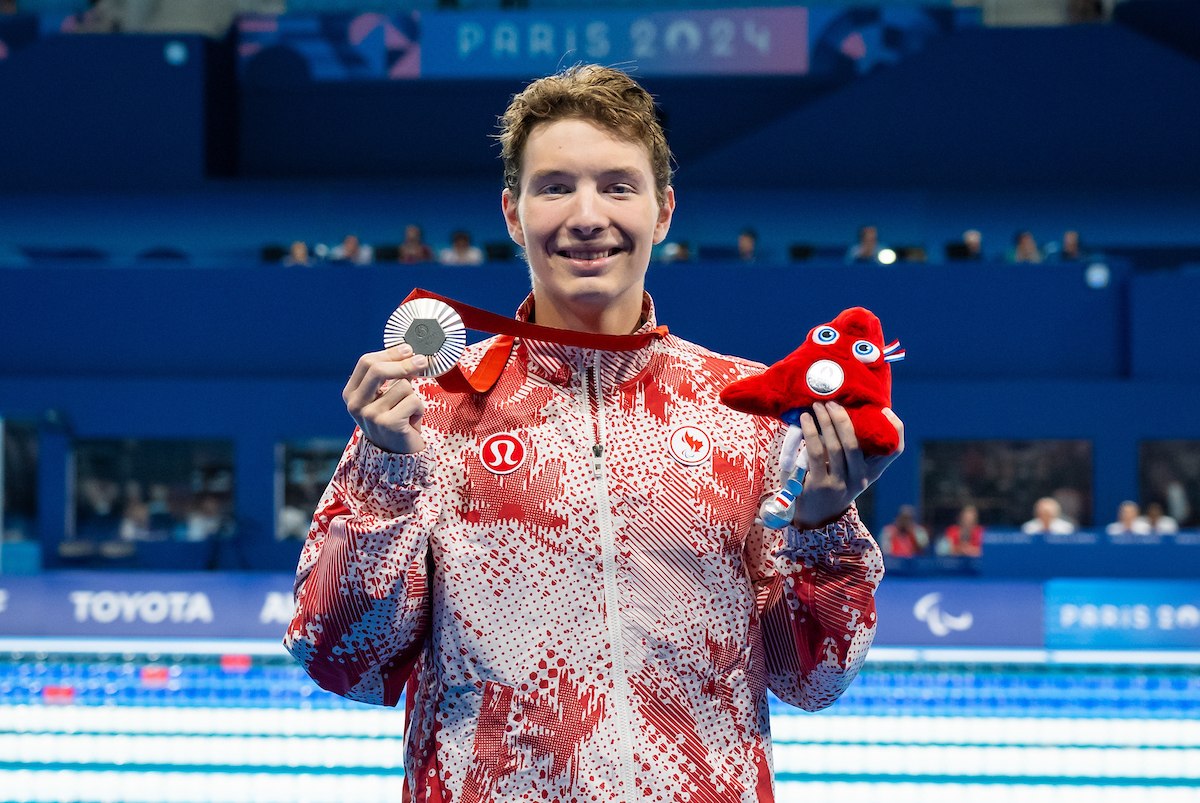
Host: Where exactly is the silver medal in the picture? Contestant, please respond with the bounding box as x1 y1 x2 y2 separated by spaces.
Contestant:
384 297 467 378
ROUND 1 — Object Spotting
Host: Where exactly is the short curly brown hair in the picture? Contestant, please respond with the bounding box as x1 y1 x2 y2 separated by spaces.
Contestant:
497 65 673 207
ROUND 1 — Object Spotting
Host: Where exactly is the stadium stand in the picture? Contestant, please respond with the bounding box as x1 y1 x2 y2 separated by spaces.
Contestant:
2 4 1199 801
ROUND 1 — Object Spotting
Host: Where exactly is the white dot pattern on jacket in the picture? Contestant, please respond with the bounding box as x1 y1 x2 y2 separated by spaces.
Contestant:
285 295 884 803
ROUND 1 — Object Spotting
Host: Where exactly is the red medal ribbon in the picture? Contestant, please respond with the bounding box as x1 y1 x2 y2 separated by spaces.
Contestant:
401 288 669 394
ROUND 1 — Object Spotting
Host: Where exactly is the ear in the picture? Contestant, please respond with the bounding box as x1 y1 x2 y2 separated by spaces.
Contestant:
652 186 676 245
501 188 526 248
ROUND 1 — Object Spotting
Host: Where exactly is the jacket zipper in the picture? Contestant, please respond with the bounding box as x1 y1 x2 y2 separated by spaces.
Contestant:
587 356 636 800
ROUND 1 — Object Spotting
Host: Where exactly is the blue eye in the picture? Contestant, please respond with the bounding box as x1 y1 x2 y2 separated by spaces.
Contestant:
853 340 881 363
812 326 839 345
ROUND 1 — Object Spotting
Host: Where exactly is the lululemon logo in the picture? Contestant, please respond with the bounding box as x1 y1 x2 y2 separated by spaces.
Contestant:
669 426 712 467
480 433 525 475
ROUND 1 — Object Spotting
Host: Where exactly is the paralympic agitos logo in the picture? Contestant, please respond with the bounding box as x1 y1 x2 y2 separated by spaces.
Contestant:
912 592 973 636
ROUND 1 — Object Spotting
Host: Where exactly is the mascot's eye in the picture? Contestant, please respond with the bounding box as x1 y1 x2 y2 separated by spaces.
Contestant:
853 340 881 363
812 326 840 345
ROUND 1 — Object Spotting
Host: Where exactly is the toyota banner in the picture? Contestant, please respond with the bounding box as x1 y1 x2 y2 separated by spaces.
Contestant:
0 572 295 641
1 573 1197 651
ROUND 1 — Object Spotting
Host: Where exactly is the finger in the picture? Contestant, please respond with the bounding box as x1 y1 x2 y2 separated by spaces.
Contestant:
347 343 413 389
828 402 869 494
825 402 859 452
345 353 427 414
359 376 414 420
863 409 905 484
344 344 414 401
812 402 846 480
799 411 827 481
882 407 905 455
374 391 426 434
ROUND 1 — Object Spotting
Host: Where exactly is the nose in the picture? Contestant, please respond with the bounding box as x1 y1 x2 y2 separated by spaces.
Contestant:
565 184 607 238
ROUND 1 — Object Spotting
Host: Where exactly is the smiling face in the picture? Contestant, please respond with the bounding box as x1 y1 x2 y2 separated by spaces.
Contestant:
502 118 674 334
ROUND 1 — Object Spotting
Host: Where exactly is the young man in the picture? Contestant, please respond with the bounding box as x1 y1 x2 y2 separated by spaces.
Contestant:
286 65 902 802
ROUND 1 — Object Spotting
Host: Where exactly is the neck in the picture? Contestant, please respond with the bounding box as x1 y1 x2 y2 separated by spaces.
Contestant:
530 286 644 336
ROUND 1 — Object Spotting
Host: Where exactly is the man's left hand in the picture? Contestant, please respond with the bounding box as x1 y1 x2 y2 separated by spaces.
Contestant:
791 402 904 529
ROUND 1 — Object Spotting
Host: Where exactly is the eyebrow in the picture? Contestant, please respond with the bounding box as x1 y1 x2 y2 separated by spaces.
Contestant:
527 167 647 185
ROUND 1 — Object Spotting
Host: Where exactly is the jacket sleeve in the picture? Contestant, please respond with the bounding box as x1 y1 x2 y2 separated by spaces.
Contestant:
284 427 441 707
744 417 885 712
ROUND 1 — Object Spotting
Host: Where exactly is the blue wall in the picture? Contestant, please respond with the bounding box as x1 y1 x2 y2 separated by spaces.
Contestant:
4 21 1200 193
2 263 1198 571
0 261 1135 380
0 34 213 190
237 23 1200 191
1130 270 1200 380
687 24 1200 190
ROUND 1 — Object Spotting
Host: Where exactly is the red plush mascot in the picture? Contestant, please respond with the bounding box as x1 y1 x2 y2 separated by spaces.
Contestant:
720 307 903 528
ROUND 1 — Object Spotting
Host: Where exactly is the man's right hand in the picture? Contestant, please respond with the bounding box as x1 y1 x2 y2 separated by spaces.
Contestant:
343 344 429 454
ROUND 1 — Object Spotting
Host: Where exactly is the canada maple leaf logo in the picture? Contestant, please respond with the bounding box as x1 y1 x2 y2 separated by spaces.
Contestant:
670 426 710 466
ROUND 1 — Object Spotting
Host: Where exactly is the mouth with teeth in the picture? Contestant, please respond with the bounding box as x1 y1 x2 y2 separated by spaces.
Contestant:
558 247 623 264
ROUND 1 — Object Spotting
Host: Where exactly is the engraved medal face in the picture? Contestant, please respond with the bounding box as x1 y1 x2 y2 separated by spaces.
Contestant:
404 319 446 356
384 297 466 378
805 359 845 396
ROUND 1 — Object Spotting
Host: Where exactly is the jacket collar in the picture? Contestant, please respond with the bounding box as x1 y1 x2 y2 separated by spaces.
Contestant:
517 292 660 390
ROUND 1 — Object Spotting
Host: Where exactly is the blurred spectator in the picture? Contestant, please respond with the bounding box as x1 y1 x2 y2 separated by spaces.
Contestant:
146 483 175 531
945 230 984 262
439 231 484 266
941 504 984 557
659 241 691 263
0 0 17 15
1009 231 1042 264
1022 497 1075 534
78 477 121 539
963 229 983 260
119 500 152 541
738 229 757 262
69 0 282 36
846 226 880 263
880 505 929 557
183 495 228 542
1069 0 1103 23
1138 502 1179 534
1166 481 1191 525
1053 487 1085 527
283 240 314 267
1106 501 1152 536
278 486 314 541
1045 230 1085 261
329 234 373 265
399 225 434 263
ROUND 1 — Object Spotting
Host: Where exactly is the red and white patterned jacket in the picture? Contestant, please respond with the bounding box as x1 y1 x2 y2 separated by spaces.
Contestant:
285 295 884 803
